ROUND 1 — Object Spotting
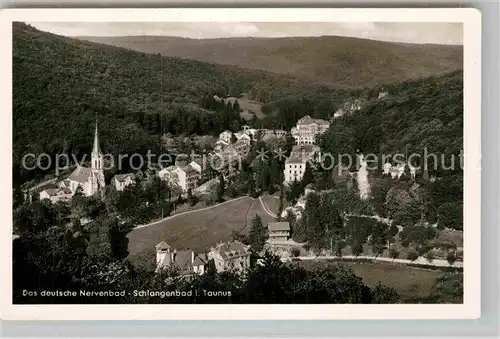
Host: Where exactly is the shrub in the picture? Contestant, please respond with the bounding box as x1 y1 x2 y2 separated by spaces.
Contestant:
389 247 399 260
425 249 436 263
351 242 363 257
407 250 419 262
446 252 457 265
291 247 301 257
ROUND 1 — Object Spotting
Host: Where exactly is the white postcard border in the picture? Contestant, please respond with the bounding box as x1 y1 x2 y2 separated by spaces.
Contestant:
0 8 481 321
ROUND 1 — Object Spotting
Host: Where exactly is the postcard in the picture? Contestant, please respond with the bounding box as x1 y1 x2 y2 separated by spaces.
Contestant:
0 8 481 320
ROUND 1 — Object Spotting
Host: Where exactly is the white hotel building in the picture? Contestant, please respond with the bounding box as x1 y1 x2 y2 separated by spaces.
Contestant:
291 115 330 145
284 145 320 183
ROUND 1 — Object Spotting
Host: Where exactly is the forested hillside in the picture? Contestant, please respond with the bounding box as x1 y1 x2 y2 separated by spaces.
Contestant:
81 35 463 88
319 70 463 162
12 23 337 183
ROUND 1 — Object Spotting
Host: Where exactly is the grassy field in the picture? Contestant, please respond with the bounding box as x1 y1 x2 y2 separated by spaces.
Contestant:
261 194 290 215
127 197 275 261
225 94 264 120
298 260 446 300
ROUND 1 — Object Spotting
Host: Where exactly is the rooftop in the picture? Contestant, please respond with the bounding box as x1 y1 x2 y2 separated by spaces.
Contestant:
211 241 251 259
113 173 135 182
297 115 330 126
68 166 92 183
43 187 72 196
268 222 291 232
155 241 171 251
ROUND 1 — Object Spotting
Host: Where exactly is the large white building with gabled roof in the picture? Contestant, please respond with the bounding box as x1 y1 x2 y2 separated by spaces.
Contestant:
291 115 330 145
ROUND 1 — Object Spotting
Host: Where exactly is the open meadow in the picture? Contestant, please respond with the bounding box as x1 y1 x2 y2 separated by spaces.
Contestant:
127 197 275 260
298 260 453 301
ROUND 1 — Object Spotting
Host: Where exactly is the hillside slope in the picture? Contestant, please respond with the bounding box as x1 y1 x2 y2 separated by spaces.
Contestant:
12 23 338 183
80 35 463 88
319 70 463 160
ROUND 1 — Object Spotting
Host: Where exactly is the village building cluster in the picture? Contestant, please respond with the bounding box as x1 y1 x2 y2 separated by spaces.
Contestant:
155 240 252 275
39 123 136 204
383 162 417 179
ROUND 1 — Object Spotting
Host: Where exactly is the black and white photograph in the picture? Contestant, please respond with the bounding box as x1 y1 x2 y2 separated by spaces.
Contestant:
1 8 481 320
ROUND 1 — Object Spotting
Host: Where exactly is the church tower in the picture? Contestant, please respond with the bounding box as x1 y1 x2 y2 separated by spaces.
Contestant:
91 122 105 196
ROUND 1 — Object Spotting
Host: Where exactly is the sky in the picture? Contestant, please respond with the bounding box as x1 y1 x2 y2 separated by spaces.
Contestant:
27 22 463 45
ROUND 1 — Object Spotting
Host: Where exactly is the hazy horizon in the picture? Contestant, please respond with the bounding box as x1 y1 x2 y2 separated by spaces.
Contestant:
26 22 463 45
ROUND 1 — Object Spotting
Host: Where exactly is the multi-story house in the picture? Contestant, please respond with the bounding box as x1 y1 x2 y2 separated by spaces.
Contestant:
231 139 250 158
155 241 208 275
39 187 73 204
242 125 257 138
219 130 233 144
291 115 330 145
283 145 320 183
112 173 136 191
207 241 252 273
158 163 201 192
234 131 252 144
189 157 215 184
267 222 291 242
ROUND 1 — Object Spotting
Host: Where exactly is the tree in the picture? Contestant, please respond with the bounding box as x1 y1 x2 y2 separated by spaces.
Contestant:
247 174 257 198
314 170 335 191
446 252 457 266
217 172 225 202
285 210 297 233
399 223 437 248
407 250 419 262
268 159 280 195
13 200 56 236
258 162 271 193
351 242 363 257
425 249 436 263
187 188 197 206
292 218 307 243
13 185 25 209
248 215 267 252
371 178 392 216
429 272 463 303
300 162 314 191
370 222 389 256
291 247 301 257
304 193 325 249
286 179 302 204
371 282 400 303
437 202 462 230
385 186 413 218
389 223 399 238
389 247 399 261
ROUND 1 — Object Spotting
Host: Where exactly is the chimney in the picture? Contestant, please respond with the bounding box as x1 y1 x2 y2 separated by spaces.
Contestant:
191 251 195 264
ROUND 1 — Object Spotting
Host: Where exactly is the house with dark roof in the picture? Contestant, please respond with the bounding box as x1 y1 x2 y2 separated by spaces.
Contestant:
39 187 73 204
208 241 252 273
112 173 136 191
267 222 291 242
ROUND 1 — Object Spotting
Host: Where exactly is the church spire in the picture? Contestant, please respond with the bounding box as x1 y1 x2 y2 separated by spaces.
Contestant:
92 121 101 154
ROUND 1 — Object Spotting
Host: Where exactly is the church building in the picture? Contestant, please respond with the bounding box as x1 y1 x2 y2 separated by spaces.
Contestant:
42 122 106 201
